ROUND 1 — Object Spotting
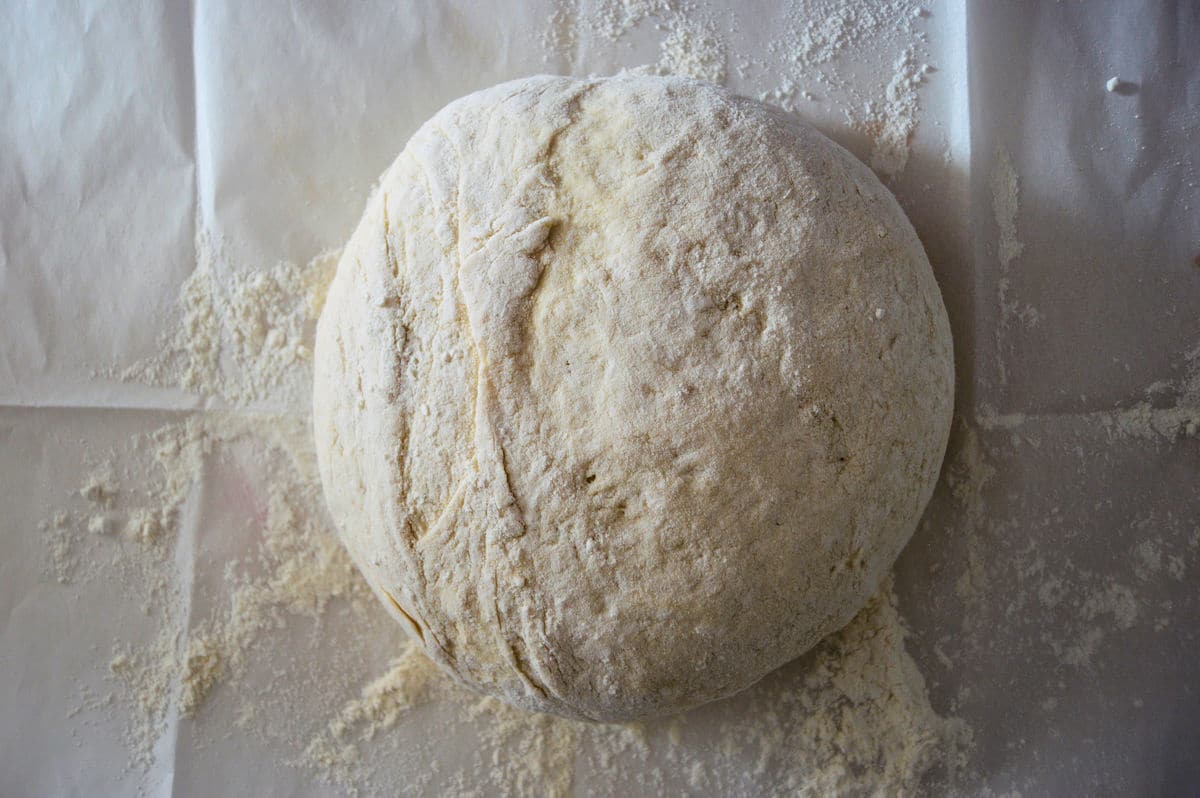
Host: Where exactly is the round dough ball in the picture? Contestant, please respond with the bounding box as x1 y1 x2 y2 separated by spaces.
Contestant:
313 74 953 722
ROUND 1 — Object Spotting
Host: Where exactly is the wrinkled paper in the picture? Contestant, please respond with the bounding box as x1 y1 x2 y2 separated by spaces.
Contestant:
2 1 1198 795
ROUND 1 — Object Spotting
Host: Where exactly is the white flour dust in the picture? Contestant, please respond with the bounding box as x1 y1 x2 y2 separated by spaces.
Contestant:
865 47 932 175
296 578 968 796
765 0 935 177
115 219 337 406
991 148 1024 269
990 146 1021 387
987 147 1044 387
980 340 1200 445
943 335 1200 715
657 19 727 84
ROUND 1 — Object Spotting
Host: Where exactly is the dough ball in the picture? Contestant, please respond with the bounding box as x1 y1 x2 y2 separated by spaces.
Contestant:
313 74 953 722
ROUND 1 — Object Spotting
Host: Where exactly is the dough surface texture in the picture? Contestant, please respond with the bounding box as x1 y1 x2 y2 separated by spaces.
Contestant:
313 74 953 721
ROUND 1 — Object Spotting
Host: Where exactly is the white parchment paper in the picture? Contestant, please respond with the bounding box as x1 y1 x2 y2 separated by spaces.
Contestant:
2 1 1197 795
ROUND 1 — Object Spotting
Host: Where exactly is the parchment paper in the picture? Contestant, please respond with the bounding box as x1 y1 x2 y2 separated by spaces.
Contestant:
2 1 1198 795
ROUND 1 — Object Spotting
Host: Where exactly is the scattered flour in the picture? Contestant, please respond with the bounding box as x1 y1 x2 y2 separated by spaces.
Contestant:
39 511 76 584
541 2 578 66
300 641 440 786
1098 398 1200 443
940 404 1197 697
543 0 727 83
666 580 971 796
1103 344 1200 441
989 146 1029 386
991 147 1024 268
656 18 727 83
981 341 1200 445
765 0 932 178
590 0 672 43
299 578 968 796
117 218 337 406
81 469 118 507
87 513 113 535
1082 583 1139 631
465 698 582 798
108 633 180 768
70 413 367 769
772 0 911 70
865 47 931 175
756 76 813 114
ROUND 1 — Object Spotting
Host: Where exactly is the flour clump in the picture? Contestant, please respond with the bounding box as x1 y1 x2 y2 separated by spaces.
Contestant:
313 74 953 722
